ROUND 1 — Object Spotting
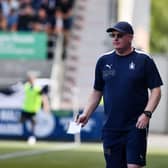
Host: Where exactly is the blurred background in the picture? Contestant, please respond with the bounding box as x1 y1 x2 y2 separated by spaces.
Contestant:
0 0 168 168
0 0 168 167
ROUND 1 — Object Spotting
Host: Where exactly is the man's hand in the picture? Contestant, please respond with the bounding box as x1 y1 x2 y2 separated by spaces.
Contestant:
136 113 150 129
76 113 89 127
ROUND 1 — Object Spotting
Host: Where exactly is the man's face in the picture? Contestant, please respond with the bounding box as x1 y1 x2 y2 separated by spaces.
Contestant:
110 31 133 50
28 75 36 85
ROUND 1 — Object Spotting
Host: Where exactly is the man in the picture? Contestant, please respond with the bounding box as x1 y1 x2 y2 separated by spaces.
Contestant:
77 21 163 168
21 72 50 144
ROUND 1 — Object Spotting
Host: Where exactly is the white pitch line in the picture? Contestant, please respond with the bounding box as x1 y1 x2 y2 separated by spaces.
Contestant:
0 144 77 160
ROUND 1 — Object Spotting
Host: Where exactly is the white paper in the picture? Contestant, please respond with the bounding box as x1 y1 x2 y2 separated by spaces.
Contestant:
67 121 82 134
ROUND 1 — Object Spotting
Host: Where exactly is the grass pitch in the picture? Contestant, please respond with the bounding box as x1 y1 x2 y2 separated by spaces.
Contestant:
0 140 167 168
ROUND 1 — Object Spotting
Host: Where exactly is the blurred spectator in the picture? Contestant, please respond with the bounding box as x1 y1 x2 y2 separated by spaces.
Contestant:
41 0 58 18
0 9 7 30
19 0 33 9
32 0 43 11
33 7 55 34
57 0 75 59
1 0 19 17
33 7 57 59
7 8 18 31
17 5 36 31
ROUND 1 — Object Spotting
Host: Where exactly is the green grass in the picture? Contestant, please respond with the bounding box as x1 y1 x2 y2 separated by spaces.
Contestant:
147 154 168 168
0 140 167 168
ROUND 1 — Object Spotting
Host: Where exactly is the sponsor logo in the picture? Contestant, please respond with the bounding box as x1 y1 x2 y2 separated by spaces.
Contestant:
129 61 135 70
